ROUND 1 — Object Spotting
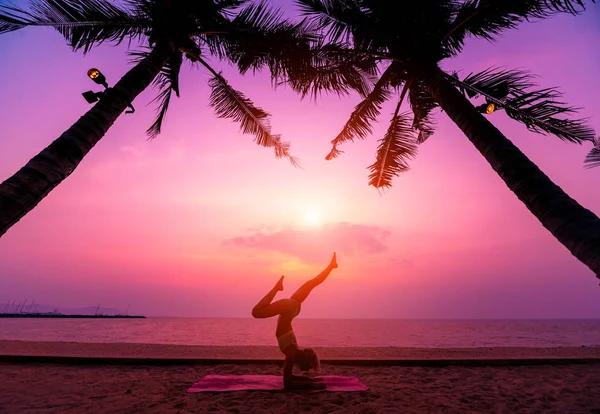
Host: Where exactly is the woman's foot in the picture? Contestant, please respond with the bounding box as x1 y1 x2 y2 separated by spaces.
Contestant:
275 276 284 291
329 252 338 269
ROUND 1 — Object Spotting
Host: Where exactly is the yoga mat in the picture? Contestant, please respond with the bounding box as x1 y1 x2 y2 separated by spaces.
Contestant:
187 375 368 392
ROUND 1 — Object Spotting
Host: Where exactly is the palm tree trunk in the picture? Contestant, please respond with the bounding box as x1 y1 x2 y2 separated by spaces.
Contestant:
0 42 172 237
419 64 600 278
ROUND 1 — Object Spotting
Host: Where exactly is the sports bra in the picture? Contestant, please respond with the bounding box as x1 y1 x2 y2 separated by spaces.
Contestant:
277 330 298 353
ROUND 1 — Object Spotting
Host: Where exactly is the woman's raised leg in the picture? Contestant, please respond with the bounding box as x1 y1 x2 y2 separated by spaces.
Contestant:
252 276 293 318
291 252 338 304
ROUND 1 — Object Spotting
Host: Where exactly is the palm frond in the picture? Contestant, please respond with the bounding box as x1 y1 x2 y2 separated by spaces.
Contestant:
452 67 595 143
0 0 146 52
296 0 361 43
0 4 31 34
417 127 435 144
285 42 378 101
542 0 593 14
230 0 289 38
409 81 438 144
444 0 593 55
325 145 345 160
202 32 229 61
503 89 594 143
207 71 300 166
459 67 533 98
146 52 183 140
324 64 396 160
127 46 151 64
213 0 250 15
47 0 146 53
219 1 318 81
297 0 389 52
368 111 419 189
584 137 600 169
288 47 376 100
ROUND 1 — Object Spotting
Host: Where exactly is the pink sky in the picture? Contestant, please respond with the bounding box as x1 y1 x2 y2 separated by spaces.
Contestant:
0 2 599 318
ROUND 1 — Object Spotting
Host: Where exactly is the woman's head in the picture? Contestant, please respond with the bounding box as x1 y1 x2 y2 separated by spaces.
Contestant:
294 348 320 372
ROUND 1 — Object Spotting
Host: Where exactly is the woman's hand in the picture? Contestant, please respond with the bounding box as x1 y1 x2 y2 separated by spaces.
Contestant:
311 381 327 390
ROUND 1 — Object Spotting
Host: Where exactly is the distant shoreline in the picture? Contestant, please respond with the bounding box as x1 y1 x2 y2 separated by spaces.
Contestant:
3 315 600 320
0 314 146 319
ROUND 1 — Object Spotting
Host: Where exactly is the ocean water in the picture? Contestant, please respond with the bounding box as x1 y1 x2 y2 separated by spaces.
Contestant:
0 318 599 348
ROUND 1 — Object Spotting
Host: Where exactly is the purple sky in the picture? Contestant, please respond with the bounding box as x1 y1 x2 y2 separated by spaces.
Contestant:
0 1 599 318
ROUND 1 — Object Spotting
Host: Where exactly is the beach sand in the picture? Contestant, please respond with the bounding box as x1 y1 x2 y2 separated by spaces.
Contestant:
2 362 600 413
1 341 600 413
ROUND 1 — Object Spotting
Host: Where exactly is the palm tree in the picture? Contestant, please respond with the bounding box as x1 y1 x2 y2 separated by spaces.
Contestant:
293 0 600 277
0 0 321 237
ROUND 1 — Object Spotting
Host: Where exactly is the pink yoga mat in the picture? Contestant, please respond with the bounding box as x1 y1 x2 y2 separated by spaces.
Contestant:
187 375 368 392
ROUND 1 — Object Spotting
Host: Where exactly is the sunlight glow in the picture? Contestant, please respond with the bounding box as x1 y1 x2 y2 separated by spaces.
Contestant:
303 206 323 227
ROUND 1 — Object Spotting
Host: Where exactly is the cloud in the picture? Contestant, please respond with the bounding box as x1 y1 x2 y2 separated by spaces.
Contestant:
225 222 391 262
386 256 415 268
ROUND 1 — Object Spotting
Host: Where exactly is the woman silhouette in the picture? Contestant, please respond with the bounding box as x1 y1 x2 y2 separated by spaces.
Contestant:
251 252 338 390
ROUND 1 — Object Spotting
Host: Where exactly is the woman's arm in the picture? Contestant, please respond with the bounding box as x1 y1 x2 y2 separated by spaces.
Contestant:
292 374 320 381
283 355 295 389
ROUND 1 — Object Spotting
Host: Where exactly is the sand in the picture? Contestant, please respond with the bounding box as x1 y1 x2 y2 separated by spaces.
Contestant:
1 341 600 413
2 362 600 413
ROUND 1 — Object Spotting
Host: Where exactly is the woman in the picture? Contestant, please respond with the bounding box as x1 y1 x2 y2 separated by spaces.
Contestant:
251 252 338 390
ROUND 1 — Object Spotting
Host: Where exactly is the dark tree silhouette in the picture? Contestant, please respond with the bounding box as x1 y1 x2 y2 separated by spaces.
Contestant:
0 0 344 236
292 0 600 277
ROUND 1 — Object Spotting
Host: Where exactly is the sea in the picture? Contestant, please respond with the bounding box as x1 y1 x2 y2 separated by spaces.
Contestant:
1 318 599 348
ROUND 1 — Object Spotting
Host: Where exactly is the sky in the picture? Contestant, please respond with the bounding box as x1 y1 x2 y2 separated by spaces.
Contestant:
0 1 599 318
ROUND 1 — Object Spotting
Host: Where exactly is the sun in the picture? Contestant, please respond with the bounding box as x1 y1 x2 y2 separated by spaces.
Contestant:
303 206 323 227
